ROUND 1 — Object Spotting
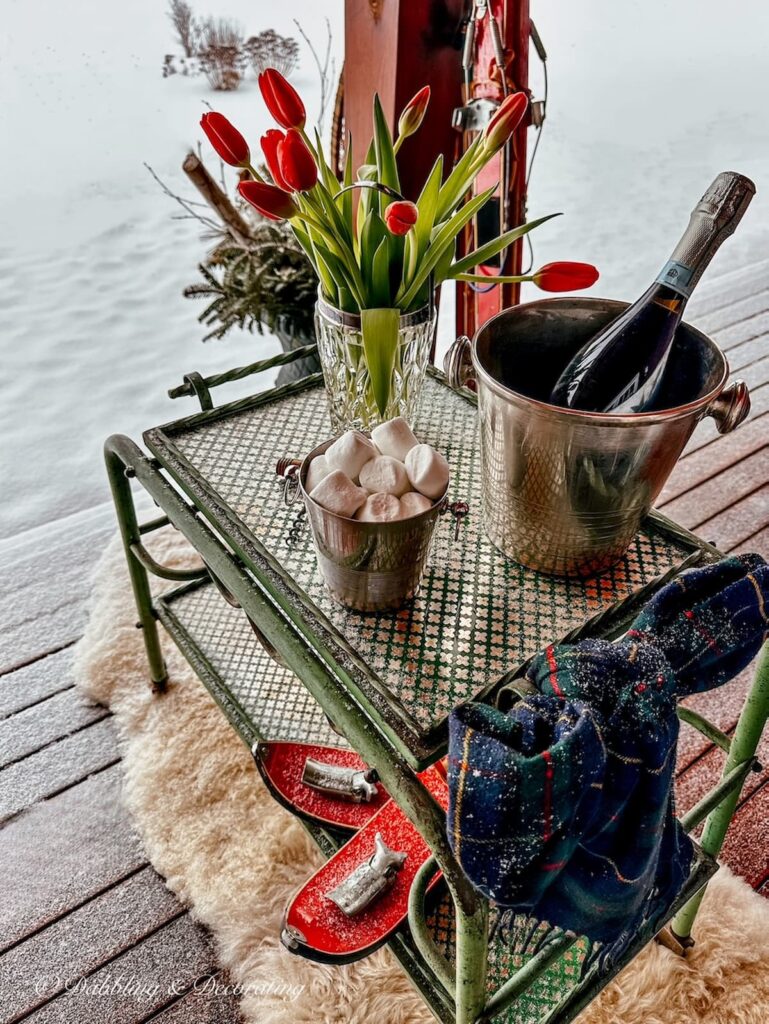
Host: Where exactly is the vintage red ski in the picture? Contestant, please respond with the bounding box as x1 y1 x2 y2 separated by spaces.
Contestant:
280 764 448 963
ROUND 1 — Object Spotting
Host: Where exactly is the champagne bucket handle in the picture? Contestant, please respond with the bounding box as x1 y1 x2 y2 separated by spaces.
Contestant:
444 335 476 391
705 379 751 434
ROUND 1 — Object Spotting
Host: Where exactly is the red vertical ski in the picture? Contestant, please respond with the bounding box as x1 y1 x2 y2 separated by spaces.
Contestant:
455 0 531 337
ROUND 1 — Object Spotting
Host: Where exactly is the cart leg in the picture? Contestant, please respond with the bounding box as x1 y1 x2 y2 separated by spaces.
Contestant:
672 639 769 941
105 441 168 691
453 891 489 1024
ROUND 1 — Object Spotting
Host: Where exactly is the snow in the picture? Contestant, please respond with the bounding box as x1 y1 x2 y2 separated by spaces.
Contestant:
1 0 767 539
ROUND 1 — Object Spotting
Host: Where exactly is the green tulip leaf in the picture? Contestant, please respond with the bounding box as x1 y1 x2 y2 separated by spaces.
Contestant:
414 154 443 259
342 131 354 227
435 135 484 221
361 307 400 416
315 128 340 195
373 94 401 194
371 236 392 307
448 213 561 276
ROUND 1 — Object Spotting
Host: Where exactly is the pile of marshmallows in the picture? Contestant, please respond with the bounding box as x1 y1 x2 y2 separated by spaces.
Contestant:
305 418 450 522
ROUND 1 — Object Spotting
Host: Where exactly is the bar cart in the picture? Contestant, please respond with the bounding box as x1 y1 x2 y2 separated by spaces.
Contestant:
105 347 769 1024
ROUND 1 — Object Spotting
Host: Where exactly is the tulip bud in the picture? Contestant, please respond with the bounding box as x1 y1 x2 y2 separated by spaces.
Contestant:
481 92 528 157
357 164 379 181
258 68 306 130
200 112 250 168
384 200 418 236
278 129 318 192
532 262 600 292
238 180 299 221
261 129 290 191
397 85 430 141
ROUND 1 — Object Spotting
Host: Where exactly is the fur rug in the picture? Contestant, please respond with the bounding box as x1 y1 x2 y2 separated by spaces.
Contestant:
74 529 769 1024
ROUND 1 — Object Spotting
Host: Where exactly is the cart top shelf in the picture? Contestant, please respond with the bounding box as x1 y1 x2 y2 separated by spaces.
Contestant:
144 371 704 767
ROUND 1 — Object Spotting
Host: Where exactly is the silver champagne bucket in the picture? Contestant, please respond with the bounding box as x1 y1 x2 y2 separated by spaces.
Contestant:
280 438 451 612
445 297 750 577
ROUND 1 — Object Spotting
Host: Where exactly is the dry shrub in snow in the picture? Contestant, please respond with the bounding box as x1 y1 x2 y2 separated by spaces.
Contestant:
243 30 299 78
197 17 245 91
168 0 198 57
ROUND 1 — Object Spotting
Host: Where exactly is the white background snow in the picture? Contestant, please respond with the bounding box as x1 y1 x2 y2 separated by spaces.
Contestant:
1 0 767 538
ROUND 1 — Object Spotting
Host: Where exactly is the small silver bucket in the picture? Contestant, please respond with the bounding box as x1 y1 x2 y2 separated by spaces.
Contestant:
445 297 750 577
281 439 451 612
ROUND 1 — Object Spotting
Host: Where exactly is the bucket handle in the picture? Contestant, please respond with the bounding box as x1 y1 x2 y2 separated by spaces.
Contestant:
444 336 476 392
705 380 750 434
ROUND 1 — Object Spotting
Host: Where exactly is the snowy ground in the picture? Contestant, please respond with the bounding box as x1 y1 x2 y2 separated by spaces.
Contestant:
1 0 767 538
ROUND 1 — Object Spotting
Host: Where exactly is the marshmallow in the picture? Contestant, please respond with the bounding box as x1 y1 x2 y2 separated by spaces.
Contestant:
370 417 419 462
305 454 331 493
356 493 403 523
310 470 367 518
405 444 450 500
359 455 410 497
400 491 433 518
325 430 377 482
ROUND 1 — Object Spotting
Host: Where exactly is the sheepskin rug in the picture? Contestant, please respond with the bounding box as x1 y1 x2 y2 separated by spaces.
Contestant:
75 528 769 1024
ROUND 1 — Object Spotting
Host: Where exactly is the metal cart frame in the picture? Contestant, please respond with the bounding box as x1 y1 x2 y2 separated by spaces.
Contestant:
104 347 769 1024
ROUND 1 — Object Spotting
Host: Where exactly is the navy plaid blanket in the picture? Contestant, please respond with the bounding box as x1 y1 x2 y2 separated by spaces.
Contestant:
448 554 769 963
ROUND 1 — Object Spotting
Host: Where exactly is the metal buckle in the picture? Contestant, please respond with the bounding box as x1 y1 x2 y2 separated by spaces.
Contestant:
452 97 497 133
326 833 407 916
301 757 379 803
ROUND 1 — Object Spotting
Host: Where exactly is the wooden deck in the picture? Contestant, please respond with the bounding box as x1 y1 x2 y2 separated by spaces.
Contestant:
1 260 768 1021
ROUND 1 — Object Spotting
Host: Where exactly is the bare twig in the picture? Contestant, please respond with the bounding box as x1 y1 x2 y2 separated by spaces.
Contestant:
293 17 335 136
144 162 221 233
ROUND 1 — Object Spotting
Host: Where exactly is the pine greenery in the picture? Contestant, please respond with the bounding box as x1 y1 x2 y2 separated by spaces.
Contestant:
184 220 317 342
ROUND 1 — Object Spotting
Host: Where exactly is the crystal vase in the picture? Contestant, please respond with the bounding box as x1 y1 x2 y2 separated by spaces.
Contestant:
314 296 436 432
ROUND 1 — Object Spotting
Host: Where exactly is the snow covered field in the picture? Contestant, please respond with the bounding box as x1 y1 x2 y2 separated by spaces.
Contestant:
1 0 767 539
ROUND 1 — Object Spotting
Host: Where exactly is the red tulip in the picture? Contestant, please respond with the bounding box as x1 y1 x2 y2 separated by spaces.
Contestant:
200 112 250 167
482 92 528 155
397 85 430 140
258 68 306 130
278 129 318 192
238 180 299 221
261 129 290 190
384 200 419 236
532 262 600 292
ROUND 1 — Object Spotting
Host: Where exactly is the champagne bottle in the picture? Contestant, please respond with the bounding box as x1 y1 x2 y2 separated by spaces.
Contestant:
549 171 755 413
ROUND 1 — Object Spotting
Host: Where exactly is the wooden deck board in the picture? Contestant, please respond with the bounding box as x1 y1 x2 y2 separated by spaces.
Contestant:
0 766 146 952
657 413 769 506
0 867 181 1021
21 915 220 1024
660 446 769 531
146 979 244 1024
698 484 769 553
0 506 115 674
0 646 76 719
0 717 120 824
0 687 109 770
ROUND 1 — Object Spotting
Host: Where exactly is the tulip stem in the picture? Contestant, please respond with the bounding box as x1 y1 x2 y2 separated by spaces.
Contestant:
246 164 266 184
451 272 532 284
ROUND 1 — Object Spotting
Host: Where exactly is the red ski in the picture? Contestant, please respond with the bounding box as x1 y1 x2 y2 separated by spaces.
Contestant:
253 741 391 832
455 0 533 338
281 764 448 963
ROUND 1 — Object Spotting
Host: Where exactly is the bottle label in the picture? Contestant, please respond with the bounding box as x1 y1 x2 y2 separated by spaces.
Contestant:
656 260 695 297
